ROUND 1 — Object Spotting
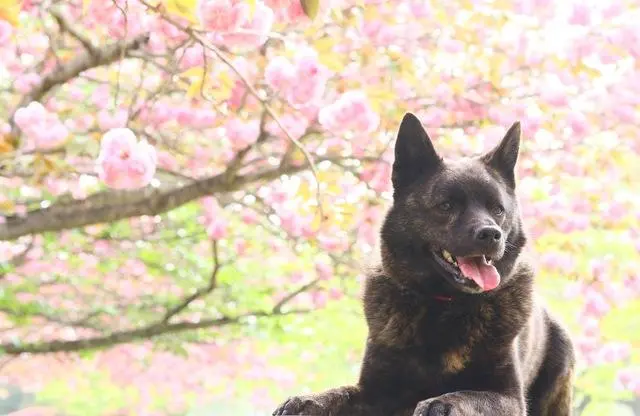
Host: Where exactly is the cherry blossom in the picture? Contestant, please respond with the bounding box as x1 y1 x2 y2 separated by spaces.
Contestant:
96 128 157 189
14 101 69 149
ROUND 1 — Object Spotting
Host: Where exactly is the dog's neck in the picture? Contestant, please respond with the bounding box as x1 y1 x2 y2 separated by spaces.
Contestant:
378 245 534 308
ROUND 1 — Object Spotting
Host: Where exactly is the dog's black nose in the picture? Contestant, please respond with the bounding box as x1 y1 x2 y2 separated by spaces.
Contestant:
476 226 502 243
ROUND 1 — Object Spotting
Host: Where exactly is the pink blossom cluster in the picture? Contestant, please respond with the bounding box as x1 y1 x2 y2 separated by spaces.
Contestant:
139 102 217 130
224 118 260 151
96 128 157 189
265 0 308 22
265 50 331 107
14 102 69 149
0 19 13 44
617 368 640 395
97 109 128 131
265 114 309 141
86 0 150 39
198 0 274 48
14 72 41 94
319 90 380 134
201 196 228 240
197 0 250 32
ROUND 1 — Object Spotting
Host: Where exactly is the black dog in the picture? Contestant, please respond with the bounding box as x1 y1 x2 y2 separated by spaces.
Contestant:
273 113 575 416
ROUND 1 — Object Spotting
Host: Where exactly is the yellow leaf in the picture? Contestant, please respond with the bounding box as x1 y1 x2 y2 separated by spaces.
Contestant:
0 199 14 213
366 87 396 113
318 54 344 72
297 181 313 201
309 212 322 231
187 73 205 99
163 0 198 24
42 155 56 171
202 70 234 100
314 37 335 53
217 71 234 89
459 0 474 9
0 135 14 153
313 38 345 71
180 67 210 99
300 0 319 19
449 78 465 95
486 55 506 87
207 87 231 101
246 0 256 19
432 7 451 25
0 0 22 26
362 5 378 20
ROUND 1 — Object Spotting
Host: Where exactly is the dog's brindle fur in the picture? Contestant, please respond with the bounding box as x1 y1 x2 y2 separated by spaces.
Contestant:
273 113 575 416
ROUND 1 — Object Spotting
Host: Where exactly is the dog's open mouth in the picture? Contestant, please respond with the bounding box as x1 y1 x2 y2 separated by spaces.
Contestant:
434 249 501 291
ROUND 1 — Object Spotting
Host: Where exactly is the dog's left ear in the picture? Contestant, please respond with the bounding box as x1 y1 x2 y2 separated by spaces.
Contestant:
482 122 521 188
392 112 442 193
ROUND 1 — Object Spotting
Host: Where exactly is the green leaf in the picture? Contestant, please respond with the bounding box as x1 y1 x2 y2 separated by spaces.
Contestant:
300 0 319 19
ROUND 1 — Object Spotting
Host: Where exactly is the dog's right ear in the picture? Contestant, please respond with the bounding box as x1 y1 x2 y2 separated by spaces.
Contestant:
392 112 442 192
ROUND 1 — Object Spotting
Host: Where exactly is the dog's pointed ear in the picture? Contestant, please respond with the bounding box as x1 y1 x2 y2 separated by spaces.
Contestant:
392 113 442 192
482 121 521 188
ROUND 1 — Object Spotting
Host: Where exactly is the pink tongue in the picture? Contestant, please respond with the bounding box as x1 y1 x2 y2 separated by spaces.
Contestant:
456 256 501 291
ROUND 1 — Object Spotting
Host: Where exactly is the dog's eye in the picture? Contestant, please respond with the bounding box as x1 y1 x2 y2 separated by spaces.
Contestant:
493 205 505 216
438 201 453 212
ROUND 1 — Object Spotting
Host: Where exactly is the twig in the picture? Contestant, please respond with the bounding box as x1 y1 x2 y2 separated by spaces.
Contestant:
273 278 321 313
50 7 97 55
160 239 222 323
110 0 130 105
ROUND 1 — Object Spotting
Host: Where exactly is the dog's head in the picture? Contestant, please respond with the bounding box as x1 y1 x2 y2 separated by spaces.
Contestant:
380 113 527 294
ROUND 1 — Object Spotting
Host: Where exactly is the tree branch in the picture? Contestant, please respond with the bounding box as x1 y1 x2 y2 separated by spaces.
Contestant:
0 309 309 355
21 34 148 105
50 8 97 55
0 155 367 241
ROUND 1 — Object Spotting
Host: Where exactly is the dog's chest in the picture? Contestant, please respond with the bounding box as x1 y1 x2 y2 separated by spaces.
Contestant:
375 303 495 366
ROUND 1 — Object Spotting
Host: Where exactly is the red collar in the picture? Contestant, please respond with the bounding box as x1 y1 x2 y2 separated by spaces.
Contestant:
433 294 454 302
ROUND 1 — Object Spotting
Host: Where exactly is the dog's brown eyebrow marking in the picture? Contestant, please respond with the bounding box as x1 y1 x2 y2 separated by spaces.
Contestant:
442 345 471 374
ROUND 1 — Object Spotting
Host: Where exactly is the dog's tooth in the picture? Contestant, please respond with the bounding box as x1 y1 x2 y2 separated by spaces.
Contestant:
442 250 454 264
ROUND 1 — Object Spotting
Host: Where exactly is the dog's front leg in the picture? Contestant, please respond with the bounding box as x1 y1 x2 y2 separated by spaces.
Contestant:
273 385 369 416
412 390 525 416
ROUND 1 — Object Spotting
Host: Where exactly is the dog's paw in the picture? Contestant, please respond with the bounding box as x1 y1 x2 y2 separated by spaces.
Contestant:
272 395 325 415
412 399 454 416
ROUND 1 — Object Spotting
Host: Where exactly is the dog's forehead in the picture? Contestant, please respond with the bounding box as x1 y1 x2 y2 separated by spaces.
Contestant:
430 158 506 196
442 158 494 185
